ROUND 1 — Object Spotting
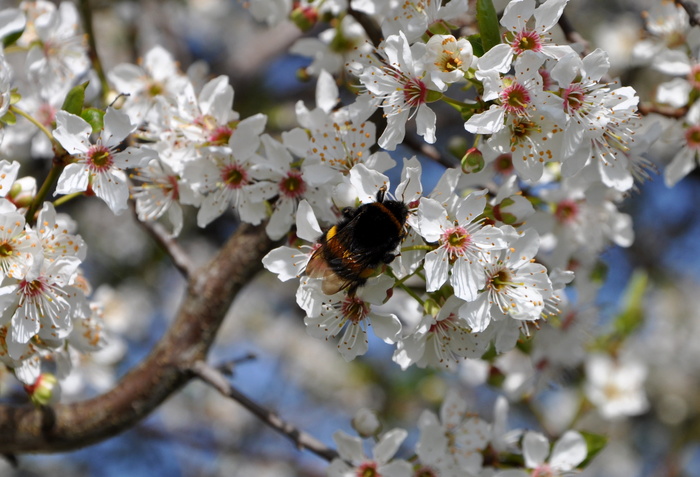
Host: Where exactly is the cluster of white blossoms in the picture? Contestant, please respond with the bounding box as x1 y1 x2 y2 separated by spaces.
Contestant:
263 0 645 375
328 392 588 477
0 0 671 472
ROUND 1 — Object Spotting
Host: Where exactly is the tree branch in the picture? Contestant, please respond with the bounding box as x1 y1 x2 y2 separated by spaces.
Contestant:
348 6 383 48
138 216 195 278
190 360 338 462
557 11 590 56
676 0 700 27
638 102 688 118
0 222 275 453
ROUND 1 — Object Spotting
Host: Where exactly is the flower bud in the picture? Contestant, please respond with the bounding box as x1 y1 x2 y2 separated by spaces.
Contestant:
290 4 318 32
24 373 61 407
352 408 381 437
461 147 485 174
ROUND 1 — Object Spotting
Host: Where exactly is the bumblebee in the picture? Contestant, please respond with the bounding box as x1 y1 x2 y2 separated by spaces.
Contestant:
306 187 409 295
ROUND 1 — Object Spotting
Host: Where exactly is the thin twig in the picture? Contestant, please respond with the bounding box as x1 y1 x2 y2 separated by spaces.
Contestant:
77 0 111 103
638 102 688 118
676 0 700 27
217 353 258 376
347 6 383 48
140 218 195 278
557 11 590 56
189 360 339 463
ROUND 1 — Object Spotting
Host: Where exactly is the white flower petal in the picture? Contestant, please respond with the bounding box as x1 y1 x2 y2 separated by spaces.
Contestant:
523 431 550 468
549 430 587 470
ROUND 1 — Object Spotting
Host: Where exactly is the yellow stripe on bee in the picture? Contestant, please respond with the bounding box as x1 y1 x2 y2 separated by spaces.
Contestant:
326 225 338 240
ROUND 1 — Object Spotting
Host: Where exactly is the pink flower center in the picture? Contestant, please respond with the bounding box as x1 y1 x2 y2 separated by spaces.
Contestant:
356 461 378 477
511 30 543 54
685 125 700 150
342 296 369 324
221 164 249 189
86 144 114 172
562 83 586 113
500 82 531 115
403 77 428 108
278 171 307 198
554 199 579 224
429 313 457 334
208 125 233 145
20 278 47 298
441 226 472 258
532 464 555 477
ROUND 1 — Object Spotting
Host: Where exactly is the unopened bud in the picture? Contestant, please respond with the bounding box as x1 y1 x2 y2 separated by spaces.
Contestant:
24 373 61 407
461 147 485 174
352 408 381 437
290 4 318 32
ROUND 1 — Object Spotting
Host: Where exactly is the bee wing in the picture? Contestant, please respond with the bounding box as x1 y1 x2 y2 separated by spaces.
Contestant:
307 250 355 294
306 223 369 295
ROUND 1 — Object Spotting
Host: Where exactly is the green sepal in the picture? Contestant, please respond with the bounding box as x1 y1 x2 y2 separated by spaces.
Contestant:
2 29 24 49
476 0 501 53
467 33 485 58
81 107 104 133
0 109 16 125
10 90 22 105
61 81 89 116
579 431 608 468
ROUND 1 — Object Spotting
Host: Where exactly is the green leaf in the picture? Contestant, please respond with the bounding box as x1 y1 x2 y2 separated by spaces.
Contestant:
467 34 485 58
476 0 501 53
61 81 90 116
81 108 104 133
579 431 608 468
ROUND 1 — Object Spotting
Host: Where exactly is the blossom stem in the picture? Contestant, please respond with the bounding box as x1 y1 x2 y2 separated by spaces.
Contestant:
77 0 111 105
400 244 435 252
397 282 425 305
386 268 425 305
52 191 84 208
10 105 56 145
441 95 474 111
391 263 425 287
25 164 64 224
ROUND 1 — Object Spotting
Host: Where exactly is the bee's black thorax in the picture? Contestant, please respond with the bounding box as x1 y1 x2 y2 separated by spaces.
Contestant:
318 194 408 289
